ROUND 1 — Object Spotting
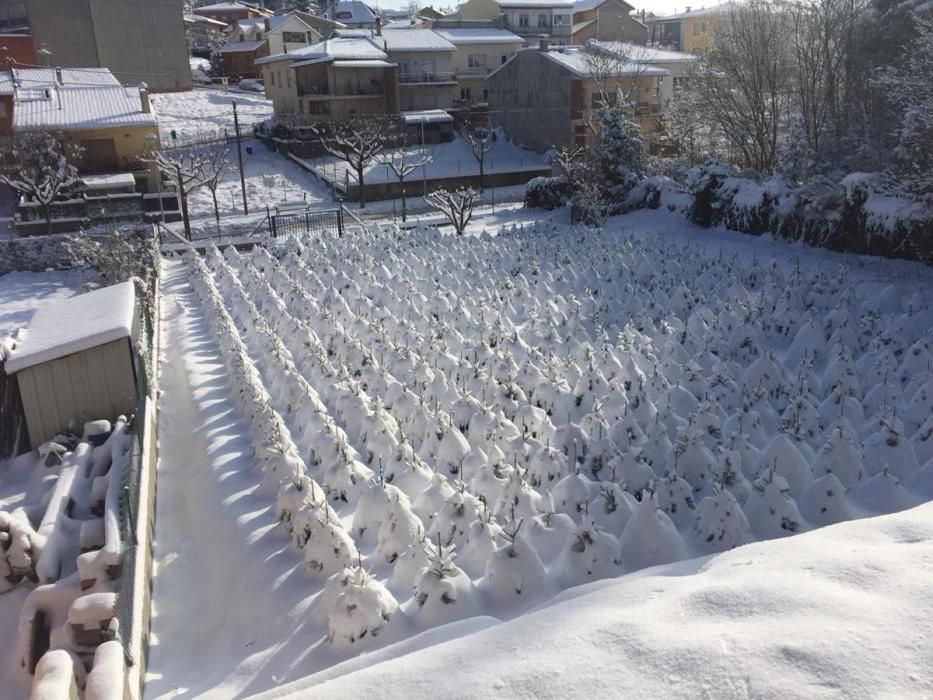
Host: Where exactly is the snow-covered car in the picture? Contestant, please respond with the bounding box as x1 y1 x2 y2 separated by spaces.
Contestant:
238 79 264 93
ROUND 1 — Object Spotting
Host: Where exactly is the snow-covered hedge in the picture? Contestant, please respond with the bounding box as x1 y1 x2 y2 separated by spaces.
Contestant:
523 176 569 211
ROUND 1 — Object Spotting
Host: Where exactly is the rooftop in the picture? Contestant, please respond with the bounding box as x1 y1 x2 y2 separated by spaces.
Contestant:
5 281 136 374
497 0 576 7
542 47 669 77
2 68 157 131
381 28 456 51
218 39 266 52
329 1 377 24
263 36 389 67
657 3 734 21
433 27 524 44
590 40 699 63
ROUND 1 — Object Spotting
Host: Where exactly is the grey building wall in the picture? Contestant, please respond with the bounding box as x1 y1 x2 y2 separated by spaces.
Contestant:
23 0 191 90
487 49 573 153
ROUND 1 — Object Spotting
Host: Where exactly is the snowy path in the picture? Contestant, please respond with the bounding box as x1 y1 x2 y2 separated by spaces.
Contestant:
147 262 332 699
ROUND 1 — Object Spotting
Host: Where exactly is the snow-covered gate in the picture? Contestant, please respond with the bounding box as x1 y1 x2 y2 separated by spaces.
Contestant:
269 206 344 242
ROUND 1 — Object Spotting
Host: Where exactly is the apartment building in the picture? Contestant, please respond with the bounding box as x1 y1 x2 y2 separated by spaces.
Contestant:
587 40 697 106
571 0 648 44
434 27 523 106
648 4 732 55
486 43 668 151
259 29 465 119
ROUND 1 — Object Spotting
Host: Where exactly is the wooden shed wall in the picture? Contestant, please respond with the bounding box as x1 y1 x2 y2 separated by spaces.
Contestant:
17 339 137 449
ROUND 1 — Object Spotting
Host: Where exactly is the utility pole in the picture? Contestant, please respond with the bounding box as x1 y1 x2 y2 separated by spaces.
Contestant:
233 100 248 215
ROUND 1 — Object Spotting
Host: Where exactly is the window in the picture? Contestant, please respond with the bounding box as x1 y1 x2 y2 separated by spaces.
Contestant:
256 31 262 40
299 99 304 114
701 22 707 33
693 23 701 35
519 13 530 27
282 31 306 43
238 33 245 41
461 87 472 101
287 71 292 88
537 13 548 27
468 54 486 69
271 71 275 86
483 88 488 100
501 55 508 64
673 76 689 91
307 32 315 42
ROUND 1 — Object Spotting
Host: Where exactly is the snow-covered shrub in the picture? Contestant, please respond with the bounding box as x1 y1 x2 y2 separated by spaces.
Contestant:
411 537 476 626
524 176 568 211
327 568 398 648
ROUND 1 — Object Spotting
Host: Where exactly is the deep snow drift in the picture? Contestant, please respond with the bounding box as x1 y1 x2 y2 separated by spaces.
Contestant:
147 209 933 698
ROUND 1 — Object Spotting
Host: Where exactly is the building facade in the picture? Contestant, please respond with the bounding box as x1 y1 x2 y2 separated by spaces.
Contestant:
649 4 731 55
486 43 667 151
570 0 648 45
0 0 191 90
434 27 523 107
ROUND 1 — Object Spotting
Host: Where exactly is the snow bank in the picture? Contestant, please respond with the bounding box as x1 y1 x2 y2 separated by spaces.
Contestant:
256 501 933 699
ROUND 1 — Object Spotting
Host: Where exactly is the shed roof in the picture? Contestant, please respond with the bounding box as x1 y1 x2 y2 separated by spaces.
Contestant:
5 281 136 374
401 109 453 124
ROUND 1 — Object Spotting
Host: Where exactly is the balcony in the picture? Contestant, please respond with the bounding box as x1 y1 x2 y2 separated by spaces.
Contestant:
398 72 457 85
299 83 387 99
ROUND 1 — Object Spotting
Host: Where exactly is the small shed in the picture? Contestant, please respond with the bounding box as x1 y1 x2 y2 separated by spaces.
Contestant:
4 281 138 449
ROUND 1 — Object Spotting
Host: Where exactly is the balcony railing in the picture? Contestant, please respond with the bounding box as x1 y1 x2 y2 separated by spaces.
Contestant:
299 84 386 98
398 72 457 85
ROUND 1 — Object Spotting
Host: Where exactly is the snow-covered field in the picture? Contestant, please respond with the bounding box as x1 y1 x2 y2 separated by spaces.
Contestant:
304 136 549 186
147 209 933 698
151 89 273 144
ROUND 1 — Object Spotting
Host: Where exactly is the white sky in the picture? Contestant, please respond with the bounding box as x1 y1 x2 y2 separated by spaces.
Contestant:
370 0 693 17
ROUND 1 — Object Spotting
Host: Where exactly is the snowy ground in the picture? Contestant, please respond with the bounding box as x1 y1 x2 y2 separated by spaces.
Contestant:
0 269 92 343
146 207 933 698
254 500 933 699
303 136 549 186
151 89 273 144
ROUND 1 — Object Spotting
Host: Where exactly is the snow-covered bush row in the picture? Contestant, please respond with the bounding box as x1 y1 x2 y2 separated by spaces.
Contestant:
191 221 932 654
187 248 361 578
526 160 933 263
666 162 931 262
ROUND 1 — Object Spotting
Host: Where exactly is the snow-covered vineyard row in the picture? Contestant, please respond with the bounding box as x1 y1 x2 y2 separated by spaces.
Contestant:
180 221 933 650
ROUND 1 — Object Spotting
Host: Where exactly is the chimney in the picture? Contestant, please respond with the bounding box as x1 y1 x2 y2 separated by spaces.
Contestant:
538 38 549 51
139 82 151 113
54 66 63 85
264 16 270 31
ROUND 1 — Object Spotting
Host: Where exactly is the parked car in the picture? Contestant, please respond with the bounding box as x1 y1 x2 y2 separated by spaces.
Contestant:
238 78 264 93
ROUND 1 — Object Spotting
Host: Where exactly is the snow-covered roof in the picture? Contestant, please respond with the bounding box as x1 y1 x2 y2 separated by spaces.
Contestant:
381 29 456 51
219 39 266 52
401 109 454 124
5 281 136 374
333 59 395 67
271 36 389 67
8 68 157 131
184 13 228 27
542 48 669 77
657 3 733 21
333 28 374 37
330 1 377 24
433 28 523 44
498 0 576 8
196 1 261 12
80 173 138 191
590 40 699 63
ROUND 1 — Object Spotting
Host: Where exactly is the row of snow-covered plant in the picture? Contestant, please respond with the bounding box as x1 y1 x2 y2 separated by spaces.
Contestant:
184 219 932 649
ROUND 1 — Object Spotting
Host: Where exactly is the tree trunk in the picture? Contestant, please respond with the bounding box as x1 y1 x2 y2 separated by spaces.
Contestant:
479 158 485 194
178 167 192 241
400 176 407 222
357 164 366 209
211 189 220 230
43 204 52 235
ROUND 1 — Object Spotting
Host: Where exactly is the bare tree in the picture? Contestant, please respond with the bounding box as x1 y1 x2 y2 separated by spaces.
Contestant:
424 188 477 235
0 132 83 235
459 120 494 192
147 148 212 240
199 144 230 228
375 146 432 222
689 1 793 173
313 116 395 208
